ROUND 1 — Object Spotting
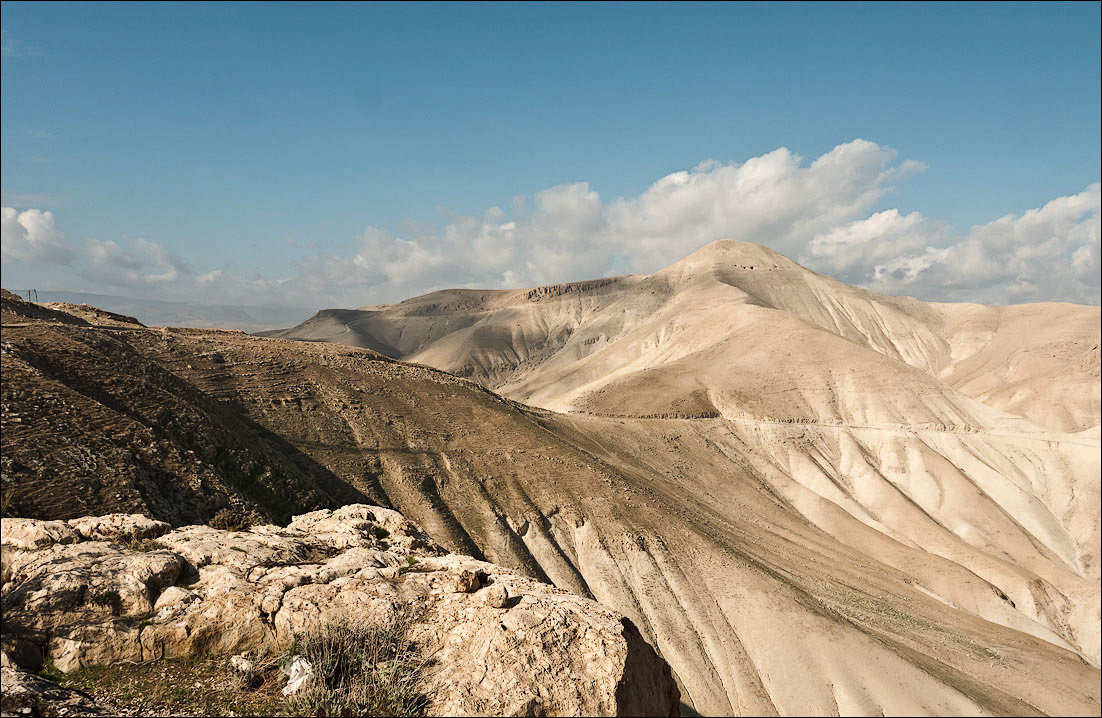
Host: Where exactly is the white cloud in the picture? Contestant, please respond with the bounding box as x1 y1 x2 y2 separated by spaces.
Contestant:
803 209 946 285
1 140 1098 308
286 139 922 301
851 184 1101 304
81 237 190 287
1 207 72 264
0 30 43 59
607 141 922 274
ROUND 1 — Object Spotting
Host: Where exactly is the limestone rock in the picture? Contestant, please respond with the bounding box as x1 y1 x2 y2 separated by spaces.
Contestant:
482 582 510 608
1 666 110 717
230 653 254 673
0 519 79 551
0 506 680 717
152 586 196 612
67 514 170 542
453 569 480 593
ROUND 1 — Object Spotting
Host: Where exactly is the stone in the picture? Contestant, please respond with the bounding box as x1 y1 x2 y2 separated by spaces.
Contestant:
153 586 197 612
1 667 111 716
230 654 254 673
482 582 510 608
0 506 681 716
453 569 480 593
67 514 171 542
0 518 79 550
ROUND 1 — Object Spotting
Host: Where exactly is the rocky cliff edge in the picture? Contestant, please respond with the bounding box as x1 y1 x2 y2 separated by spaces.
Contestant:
1 505 680 717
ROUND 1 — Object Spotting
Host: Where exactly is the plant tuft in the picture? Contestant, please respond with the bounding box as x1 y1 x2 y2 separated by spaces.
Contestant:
285 615 426 717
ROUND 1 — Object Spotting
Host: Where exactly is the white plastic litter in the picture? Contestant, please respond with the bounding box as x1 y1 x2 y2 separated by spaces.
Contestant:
281 655 315 695
230 654 254 673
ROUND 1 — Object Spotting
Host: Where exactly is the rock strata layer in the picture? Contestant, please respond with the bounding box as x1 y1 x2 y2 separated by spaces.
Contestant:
1 507 680 717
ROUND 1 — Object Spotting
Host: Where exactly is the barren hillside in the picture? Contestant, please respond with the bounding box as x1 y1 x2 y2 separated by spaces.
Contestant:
3 282 1099 716
274 240 1100 434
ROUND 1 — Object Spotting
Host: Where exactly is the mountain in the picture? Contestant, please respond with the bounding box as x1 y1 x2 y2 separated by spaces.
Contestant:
273 240 1099 433
8 290 313 333
3 242 1100 716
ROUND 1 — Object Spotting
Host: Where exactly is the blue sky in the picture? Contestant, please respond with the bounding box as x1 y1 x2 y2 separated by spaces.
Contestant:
2 2 1100 308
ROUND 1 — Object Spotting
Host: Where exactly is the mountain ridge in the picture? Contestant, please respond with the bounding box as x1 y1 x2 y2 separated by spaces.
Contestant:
272 239 1100 434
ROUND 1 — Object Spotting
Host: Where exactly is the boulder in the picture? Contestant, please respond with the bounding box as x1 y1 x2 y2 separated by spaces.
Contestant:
67 514 171 542
1 519 79 551
453 569 481 593
1 666 110 716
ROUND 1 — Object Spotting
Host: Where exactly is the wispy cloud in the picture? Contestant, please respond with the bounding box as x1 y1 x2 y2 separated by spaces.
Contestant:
0 30 43 58
1 140 1099 307
0 190 58 208
82 236 191 287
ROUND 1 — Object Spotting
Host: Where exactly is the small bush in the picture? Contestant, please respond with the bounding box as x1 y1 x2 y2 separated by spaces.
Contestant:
122 537 165 552
209 507 255 531
286 616 425 717
397 556 421 576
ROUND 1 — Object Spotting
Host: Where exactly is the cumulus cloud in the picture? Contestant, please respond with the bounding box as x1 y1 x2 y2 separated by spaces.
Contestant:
812 183 1101 304
608 142 925 273
81 236 191 287
803 209 948 284
1 140 1098 308
280 139 924 302
1 207 73 264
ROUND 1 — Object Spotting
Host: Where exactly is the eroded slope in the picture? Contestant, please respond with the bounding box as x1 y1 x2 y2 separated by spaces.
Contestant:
3 294 1100 715
273 240 1100 434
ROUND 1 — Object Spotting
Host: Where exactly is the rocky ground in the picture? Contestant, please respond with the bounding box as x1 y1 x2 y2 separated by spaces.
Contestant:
1 506 679 717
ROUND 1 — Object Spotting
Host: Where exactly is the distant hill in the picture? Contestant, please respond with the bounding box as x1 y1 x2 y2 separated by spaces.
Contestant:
273 240 1101 434
7 290 313 332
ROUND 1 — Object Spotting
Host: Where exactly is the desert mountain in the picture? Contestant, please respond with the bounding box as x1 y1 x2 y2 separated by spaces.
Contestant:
3 247 1101 716
273 240 1099 434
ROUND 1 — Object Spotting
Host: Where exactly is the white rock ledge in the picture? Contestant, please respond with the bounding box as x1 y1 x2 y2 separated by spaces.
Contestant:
0 506 680 716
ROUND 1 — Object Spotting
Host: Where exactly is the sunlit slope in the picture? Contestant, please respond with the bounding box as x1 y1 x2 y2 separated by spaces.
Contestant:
236 241 1102 713
141 329 1101 716
932 301 1101 433
5 298 1099 715
274 240 1100 433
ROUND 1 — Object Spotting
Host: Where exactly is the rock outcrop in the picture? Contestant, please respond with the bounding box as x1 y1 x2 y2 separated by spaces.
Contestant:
1 665 110 717
0 506 680 717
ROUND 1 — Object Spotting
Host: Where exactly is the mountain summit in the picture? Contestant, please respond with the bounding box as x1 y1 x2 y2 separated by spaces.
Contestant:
272 240 1100 432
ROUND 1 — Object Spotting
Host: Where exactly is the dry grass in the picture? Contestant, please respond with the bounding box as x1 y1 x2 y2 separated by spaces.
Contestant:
39 655 292 717
285 614 426 717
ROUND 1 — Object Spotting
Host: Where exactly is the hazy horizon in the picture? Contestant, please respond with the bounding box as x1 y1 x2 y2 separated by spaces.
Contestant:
3 3 1100 310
